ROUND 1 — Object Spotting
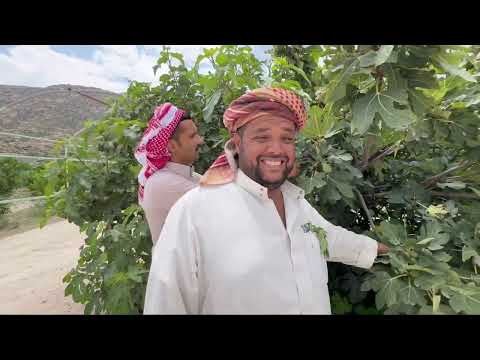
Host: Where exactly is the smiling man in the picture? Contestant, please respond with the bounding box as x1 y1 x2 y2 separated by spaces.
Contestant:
144 88 388 314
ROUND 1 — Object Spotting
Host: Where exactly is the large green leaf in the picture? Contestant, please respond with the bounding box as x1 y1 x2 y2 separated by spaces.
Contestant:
398 280 427 306
296 174 326 195
351 88 416 135
388 252 410 272
414 274 447 290
419 220 450 251
361 271 391 292
397 48 431 68
202 89 222 123
323 184 342 203
432 52 477 82
358 45 395 68
376 221 407 246
449 293 480 314
462 245 479 262
385 181 431 206
302 105 338 139
384 64 408 91
404 69 438 89
328 176 355 199
325 59 358 103
375 275 404 309
408 88 435 117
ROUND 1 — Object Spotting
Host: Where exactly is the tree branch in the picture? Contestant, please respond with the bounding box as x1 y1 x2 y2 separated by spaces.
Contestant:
373 190 480 201
421 161 470 188
430 191 480 200
360 145 396 171
354 188 375 230
362 135 375 169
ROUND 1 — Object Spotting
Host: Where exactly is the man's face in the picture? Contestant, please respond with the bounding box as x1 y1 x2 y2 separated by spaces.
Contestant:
170 119 204 165
234 116 297 190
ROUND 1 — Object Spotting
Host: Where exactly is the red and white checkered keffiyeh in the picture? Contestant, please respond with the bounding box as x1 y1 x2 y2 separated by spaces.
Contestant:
134 103 185 202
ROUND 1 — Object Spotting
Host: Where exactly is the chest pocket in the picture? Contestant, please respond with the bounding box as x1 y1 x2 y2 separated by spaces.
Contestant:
303 229 329 285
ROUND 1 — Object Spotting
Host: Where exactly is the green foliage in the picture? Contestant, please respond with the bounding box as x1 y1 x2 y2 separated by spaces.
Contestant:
0 159 34 217
302 222 329 257
35 46 265 314
284 45 480 314
36 45 480 314
63 205 150 314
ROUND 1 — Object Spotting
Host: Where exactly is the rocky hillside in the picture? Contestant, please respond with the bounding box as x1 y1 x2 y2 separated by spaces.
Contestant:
0 84 120 157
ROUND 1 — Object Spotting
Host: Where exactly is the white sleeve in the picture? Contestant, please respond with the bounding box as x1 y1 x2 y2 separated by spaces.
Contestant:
306 202 378 269
143 195 200 314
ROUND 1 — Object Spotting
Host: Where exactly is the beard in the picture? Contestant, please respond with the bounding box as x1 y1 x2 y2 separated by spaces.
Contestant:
240 155 293 190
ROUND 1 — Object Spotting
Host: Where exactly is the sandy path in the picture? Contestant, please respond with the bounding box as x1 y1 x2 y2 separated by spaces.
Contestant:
0 220 85 314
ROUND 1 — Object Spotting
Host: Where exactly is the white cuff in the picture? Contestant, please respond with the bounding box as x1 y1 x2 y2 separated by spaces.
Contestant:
355 236 378 269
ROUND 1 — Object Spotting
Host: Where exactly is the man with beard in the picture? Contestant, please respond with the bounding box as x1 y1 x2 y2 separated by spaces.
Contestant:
143 88 389 314
135 103 204 246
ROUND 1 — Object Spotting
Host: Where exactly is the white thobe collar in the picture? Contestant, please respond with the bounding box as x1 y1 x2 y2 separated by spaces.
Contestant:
165 161 194 179
234 169 305 202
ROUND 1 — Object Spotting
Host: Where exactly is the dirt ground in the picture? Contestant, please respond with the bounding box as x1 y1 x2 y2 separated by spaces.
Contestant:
0 220 85 314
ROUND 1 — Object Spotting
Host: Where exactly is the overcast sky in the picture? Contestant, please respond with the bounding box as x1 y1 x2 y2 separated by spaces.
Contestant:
0 45 272 93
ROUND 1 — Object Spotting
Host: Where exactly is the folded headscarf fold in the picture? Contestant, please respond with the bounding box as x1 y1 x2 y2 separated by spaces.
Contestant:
134 103 185 202
200 87 307 186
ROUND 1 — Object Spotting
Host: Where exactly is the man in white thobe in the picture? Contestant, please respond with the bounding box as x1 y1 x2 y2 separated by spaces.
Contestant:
144 87 388 314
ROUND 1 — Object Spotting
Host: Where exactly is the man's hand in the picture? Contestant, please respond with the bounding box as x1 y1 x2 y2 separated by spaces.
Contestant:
377 242 390 255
